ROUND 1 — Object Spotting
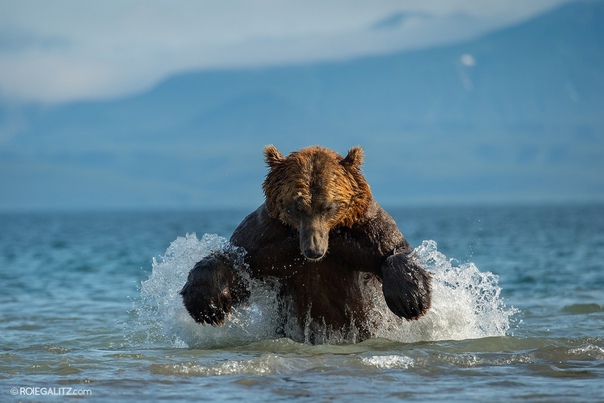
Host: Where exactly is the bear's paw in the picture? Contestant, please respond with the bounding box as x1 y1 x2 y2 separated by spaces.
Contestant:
381 253 432 320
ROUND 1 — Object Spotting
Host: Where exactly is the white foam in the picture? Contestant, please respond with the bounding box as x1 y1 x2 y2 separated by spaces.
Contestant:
360 355 414 369
131 235 516 347
149 354 293 376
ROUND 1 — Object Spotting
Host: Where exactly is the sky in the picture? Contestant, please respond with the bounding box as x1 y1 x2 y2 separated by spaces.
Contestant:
2 0 600 211
0 0 573 105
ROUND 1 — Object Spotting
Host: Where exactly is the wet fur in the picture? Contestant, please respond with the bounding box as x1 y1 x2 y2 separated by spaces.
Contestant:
181 145 432 343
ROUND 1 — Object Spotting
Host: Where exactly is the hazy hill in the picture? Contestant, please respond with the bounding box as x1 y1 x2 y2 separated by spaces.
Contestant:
1 0 603 210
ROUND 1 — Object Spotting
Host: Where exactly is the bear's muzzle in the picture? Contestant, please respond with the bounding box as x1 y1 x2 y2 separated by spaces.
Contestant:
299 217 329 261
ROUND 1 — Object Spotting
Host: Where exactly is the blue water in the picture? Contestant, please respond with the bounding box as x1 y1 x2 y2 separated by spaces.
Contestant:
1 205 603 401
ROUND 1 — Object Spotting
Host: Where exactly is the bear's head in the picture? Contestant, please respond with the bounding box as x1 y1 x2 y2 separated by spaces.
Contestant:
262 145 373 261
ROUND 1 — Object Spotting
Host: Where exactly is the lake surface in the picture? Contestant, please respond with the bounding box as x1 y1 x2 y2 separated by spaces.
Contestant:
1 205 603 401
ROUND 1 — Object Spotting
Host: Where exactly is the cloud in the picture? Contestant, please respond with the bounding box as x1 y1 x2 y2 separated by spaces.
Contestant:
0 0 573 104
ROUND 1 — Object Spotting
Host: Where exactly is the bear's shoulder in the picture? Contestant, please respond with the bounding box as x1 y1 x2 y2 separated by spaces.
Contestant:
347 200 411 255
230 204 295 250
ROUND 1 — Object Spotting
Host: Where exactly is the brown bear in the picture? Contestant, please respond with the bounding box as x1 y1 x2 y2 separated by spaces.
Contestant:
180 145 431 343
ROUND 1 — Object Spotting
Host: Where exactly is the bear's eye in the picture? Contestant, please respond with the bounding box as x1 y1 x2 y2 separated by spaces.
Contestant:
323 202 338 214
285 201 300 215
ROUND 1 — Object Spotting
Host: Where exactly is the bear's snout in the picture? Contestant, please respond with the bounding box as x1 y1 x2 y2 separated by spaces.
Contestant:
303 246 325 261
299 218 329 261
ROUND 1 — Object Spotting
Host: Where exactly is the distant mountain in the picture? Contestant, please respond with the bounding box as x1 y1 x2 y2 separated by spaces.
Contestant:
1 0 603 210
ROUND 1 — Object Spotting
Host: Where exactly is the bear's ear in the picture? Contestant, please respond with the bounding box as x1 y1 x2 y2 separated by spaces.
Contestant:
341 146 364 168
264 144 285 168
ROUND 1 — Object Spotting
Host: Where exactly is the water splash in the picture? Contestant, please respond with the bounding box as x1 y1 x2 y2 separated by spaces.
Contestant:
131 233 283 348
130 235 516 347
370 240 517 343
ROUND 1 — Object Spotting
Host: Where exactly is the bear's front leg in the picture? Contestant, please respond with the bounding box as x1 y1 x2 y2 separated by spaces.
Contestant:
381 253 432 320
180 253 247 326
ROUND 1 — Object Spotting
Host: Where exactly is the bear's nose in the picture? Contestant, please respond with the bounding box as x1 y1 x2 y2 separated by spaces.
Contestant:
303 248 325 261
